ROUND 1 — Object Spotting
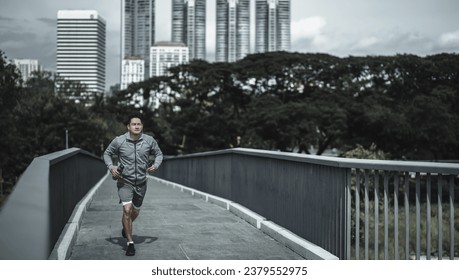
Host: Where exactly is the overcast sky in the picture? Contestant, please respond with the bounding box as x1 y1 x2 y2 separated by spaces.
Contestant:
1 0 458 90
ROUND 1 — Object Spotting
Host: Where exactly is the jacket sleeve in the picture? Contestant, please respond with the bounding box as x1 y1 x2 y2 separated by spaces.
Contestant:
103 137 119 170
150 138 163 168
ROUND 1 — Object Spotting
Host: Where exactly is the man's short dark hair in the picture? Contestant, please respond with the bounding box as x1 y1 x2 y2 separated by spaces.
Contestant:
126 114 143 125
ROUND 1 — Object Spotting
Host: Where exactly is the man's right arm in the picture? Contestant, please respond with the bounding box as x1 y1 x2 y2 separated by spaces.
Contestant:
103 138 118 171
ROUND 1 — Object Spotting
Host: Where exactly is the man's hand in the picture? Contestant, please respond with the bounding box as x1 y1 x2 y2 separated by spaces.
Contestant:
111 167 121 178
147 165 157 173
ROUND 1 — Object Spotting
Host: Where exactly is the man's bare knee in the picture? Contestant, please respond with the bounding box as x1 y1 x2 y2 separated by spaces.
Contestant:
123 204 132 216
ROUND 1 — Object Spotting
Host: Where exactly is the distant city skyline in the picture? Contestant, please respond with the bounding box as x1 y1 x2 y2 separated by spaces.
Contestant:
1 0 458 90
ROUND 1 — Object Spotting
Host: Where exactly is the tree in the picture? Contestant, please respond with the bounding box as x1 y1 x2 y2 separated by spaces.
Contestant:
0 50 22 191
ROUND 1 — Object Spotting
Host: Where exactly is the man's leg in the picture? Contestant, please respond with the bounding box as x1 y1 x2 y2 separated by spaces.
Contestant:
129 184 146 232
122 203 134 242
122 203 136 256
131 207 140 222
118 182 138 256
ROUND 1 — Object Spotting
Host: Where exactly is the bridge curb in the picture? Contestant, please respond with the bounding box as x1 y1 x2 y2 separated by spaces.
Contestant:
260 221 339 260
150 176 339 260
229 203 266 229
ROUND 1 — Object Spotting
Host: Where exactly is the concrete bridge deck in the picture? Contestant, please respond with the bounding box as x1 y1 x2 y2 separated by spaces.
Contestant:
62 174 305 260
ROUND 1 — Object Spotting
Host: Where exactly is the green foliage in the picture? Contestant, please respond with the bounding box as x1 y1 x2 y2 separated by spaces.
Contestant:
1 48 459 201
0 50 22 192
0 52 115 196
124 51 457 159
342 143 388 160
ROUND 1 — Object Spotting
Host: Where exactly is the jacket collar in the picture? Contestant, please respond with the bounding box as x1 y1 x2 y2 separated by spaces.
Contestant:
124 132 143 142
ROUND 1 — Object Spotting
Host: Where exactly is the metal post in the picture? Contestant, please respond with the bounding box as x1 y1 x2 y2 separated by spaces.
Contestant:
65 129 69 149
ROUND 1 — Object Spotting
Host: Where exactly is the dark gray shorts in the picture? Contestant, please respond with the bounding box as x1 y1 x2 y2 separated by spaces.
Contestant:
117 180 147 209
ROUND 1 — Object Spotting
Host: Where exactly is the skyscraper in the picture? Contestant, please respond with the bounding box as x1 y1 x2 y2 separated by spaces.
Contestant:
216 0 250 62
121 0 155 84
255 0 290 53
57 10 106 94
171 0 206 60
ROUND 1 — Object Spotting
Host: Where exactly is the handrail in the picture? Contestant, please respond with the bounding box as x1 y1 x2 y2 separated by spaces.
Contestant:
0 148 106 259
166 148 459 174
156 148 459 260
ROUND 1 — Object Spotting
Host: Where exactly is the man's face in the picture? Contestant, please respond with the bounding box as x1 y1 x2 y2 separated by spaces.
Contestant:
128 118 143 135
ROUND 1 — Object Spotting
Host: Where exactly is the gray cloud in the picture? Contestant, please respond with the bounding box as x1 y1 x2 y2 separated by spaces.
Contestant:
37 17 56 27
0 15 14 22
1 0 458 90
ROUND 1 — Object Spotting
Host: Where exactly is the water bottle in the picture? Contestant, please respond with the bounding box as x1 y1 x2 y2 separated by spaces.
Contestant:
112 164 124 180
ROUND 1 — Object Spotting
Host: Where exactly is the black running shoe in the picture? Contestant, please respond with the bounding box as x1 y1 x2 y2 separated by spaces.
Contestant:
122 229 126 239
126 243 135 256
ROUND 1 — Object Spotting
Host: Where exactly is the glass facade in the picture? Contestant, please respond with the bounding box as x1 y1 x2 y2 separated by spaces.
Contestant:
171 0 206 60
121 0 155 81
216 0 250 62
255 0 290 53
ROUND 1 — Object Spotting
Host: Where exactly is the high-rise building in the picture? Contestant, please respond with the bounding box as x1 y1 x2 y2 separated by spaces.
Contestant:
121 0 155 83
171 0 206 60
12 58 42 82
216 0 250 62
120 56 145 90
149 41 189 109
151 41 189 77
255 0 290 53
56 10 106 94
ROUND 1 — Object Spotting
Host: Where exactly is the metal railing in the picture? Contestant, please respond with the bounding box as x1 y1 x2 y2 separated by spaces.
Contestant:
0 148 106 259
348 167 458 260
154 148 459 260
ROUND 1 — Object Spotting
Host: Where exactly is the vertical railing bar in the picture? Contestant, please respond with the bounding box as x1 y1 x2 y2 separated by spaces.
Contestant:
449 175 454 260
346 169 352 260
404 172 410 260
355 170 361 260
364 170 370 260
426 173 431 260
384 171 389 260
374 170 379 260
394 173 399 259
415 172 421 260
339 172 345 261
438 174 443 260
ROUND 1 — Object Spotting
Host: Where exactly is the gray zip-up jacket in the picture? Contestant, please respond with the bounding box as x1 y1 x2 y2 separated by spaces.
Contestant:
103 132 163 185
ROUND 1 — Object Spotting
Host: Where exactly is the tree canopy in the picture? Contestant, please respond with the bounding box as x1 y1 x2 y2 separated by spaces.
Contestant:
1 49 458 201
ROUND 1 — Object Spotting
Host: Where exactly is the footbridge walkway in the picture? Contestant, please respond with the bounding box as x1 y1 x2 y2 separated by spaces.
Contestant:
0 148 457 260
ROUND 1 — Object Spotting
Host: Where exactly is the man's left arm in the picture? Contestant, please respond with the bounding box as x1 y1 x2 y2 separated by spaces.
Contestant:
148 139 163 172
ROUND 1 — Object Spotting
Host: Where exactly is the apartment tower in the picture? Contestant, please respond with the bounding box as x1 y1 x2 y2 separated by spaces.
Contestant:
120 57 144 90
216 0 250 62
121 0 155 88
255 0 290 53
56 10 106 94
171 0 206 60
150 41 189 77
12 59 42 82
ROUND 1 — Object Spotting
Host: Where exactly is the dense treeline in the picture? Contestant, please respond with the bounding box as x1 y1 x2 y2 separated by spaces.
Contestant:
1 50 459 200
122 51 459 159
